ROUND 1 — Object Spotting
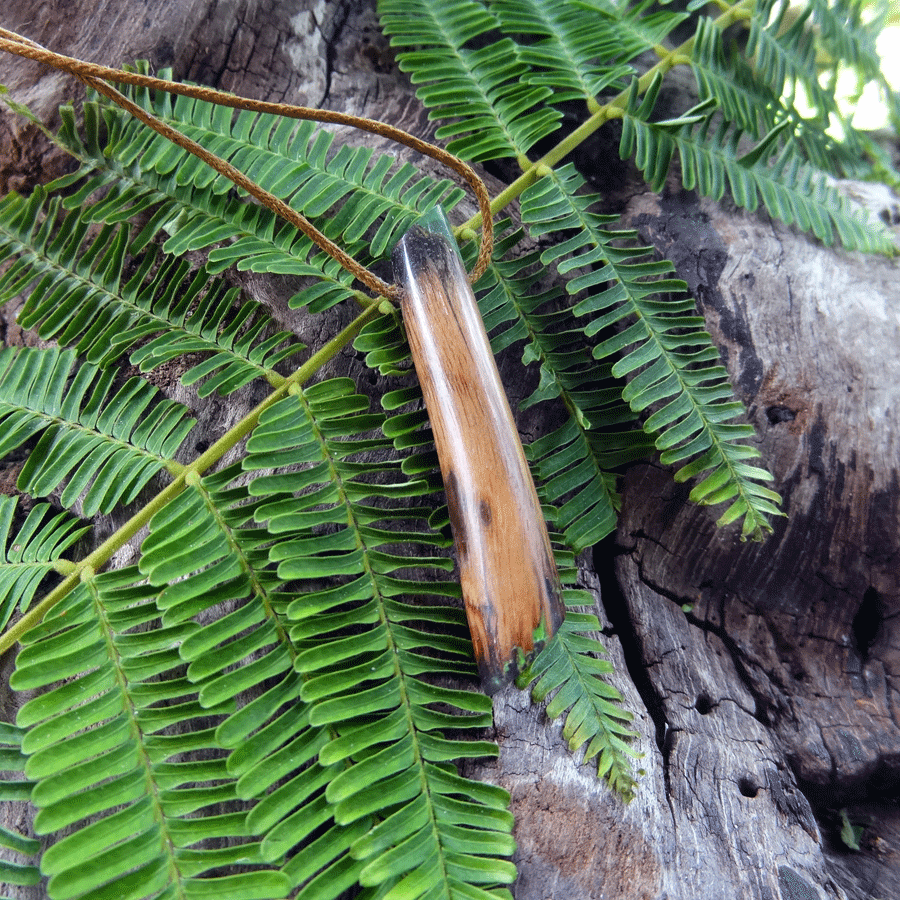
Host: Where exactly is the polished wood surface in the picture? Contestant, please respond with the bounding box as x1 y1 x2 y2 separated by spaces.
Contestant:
392 225 564 691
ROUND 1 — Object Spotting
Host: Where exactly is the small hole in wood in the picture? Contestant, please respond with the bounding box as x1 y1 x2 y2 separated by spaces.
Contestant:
738 777 759 798
695 693 713 715
765 405 796 425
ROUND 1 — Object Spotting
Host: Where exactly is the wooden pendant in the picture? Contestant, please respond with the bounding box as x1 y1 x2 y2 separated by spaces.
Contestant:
392 212 565 692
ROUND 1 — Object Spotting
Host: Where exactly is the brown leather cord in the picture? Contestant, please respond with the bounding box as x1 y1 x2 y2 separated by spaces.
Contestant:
0 28 495 299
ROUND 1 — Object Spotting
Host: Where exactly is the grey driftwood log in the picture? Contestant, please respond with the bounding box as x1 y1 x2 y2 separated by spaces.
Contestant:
1 1 898 899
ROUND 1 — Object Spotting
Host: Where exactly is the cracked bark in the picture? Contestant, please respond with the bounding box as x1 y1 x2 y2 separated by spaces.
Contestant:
606 184 900 900
1 2 899 899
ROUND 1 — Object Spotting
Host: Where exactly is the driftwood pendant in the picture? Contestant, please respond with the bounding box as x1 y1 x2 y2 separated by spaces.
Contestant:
391 209 565 692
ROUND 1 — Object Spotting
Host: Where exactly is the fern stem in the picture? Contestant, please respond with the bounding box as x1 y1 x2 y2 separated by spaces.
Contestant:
468 0 756 230
0 305 382 654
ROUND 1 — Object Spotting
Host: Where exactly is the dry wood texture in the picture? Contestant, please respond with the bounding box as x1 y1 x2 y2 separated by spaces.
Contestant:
393 221 564 691
1 1 899 899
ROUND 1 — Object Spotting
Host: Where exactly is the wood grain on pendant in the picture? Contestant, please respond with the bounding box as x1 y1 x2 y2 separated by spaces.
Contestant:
392 222 565 692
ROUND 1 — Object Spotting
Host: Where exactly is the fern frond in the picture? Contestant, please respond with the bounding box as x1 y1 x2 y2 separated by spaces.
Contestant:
378 0 561 162
0 497 88 633
746 0 834 118
518 589 640 801
489 0 634 109
10 567 291 900
120 375 515 897
800 0 893 176
133 462 345 896
0 347 195 516
691 15 781 138
808 0 882 76
232 379 516 897
521 164 782 540
5 3 893 890
620 75 895 254
0 189 304 394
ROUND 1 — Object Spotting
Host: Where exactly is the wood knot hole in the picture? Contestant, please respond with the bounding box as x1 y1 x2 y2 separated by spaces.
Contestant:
738 776 759 798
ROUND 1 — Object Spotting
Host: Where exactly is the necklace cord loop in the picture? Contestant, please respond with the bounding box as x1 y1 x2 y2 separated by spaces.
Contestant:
0 27 494 300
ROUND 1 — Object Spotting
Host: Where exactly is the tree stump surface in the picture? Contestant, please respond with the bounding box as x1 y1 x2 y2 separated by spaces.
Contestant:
1 2 899 899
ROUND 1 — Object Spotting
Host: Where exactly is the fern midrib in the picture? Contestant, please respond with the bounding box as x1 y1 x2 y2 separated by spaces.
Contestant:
748 4 831 110
2 558 71 581
189 469 294 657
525 353 621 526
186 463 363 878
0 218 128 332
559 622 635 788
690 43 776 137
479 243 625 533
115 92 457 295
427 28 534 164
173 116 438 246
605 279 763 533
85 572 193 899
658 110 862 236
360 538 460 899
0 305 380 655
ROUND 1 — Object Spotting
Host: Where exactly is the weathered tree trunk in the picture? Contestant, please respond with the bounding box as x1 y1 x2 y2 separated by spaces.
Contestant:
1 2 898 899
